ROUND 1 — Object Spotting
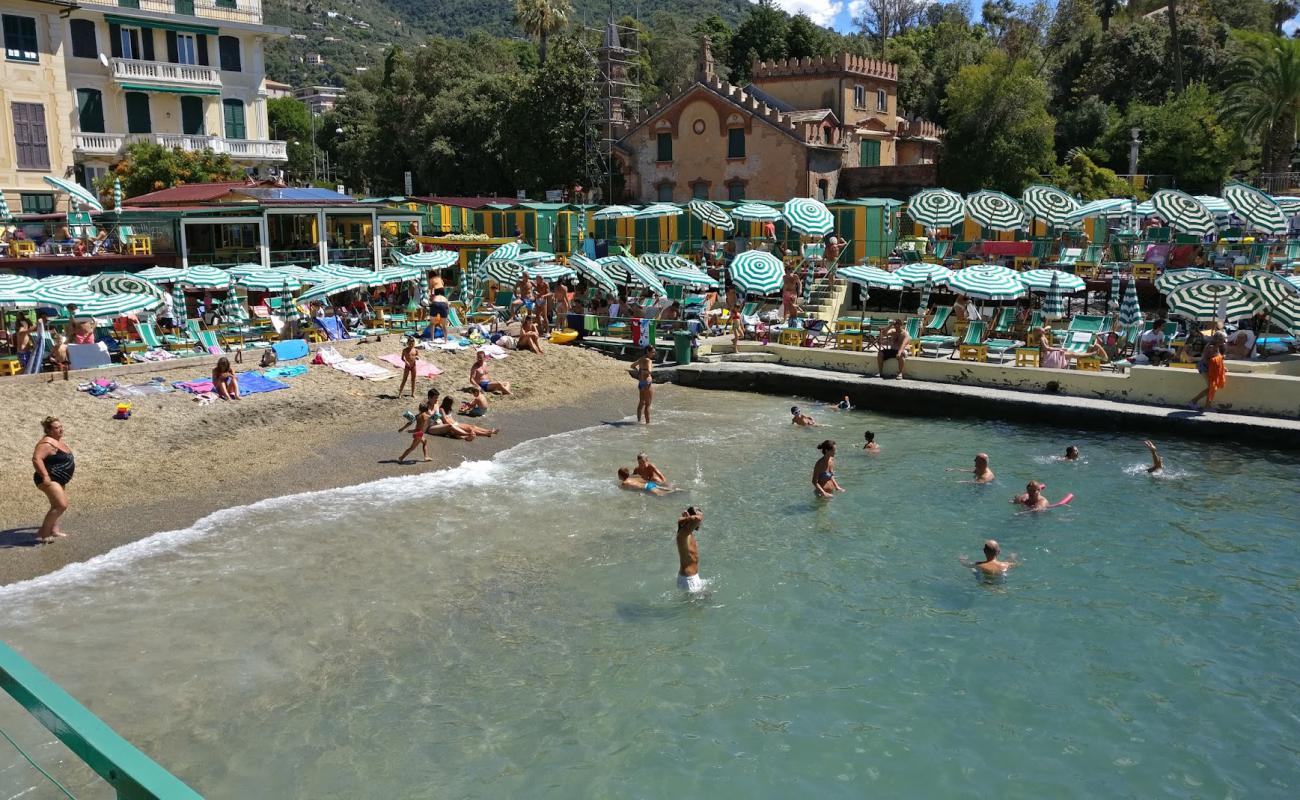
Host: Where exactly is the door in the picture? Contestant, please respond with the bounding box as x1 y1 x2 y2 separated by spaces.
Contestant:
76 88 105 133
181 96 204 135
125 91 151 133
222 98 245 139
859 139 881 167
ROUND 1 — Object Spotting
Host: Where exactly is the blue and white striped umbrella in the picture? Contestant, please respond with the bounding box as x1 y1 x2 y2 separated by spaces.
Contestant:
1119 279 1142 326
727 250 785 295
1042 271 1065 320
598 255 667 296
946 265 1026 302
567 253 619 295
635 203 682 219
396 250 458 269
1018 268 1086 293
731 203 782 223
781 197 834 236
892 262 953 287
906 188 965 228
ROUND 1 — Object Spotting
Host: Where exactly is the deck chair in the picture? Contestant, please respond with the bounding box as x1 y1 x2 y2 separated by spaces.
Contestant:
933 241 952 259
801 318 834 347
955 319 989 361
903 316 923 355
918 307 956 356
926 306 953 333
1067 314 1108 335
315 316 349 341
991 307 1017 337
68 210 97 240
1054 248 1082 267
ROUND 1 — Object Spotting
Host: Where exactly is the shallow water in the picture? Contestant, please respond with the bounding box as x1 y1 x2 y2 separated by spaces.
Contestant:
2 389 1299 798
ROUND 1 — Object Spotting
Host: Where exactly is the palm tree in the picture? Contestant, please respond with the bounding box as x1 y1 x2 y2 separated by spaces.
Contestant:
1223 34 1300 175
515 0 572 63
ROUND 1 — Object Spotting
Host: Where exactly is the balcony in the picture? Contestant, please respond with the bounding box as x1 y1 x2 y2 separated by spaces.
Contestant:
74 133 287 162
81 0 263 26
112 58 220 91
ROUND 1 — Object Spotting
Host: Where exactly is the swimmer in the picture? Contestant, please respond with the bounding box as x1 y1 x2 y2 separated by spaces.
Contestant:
1063 446 1079 462
960 539 1018 579
833 395 852 410
618 467 674 496
863 431 880 453
675 506 706 592
948 453 995 483
813 440 845 498
1144 440 1163 474
791 406 819 427
633 452 669 486
1011 480 1049 511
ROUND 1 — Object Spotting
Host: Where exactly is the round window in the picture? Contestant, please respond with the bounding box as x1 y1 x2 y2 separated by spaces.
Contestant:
692 119 705 135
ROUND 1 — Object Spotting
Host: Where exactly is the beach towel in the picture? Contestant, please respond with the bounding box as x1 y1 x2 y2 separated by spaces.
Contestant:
315 346 345 365
107 382 175 399
315 317 349 340
67 343 111 371
331 359 395 380
477 344 509 360
380 353 443 377
272 339 310 361
1206 354 1227 403
425 339 470 351
128 349 177 363
236 372 291 395
174 379 215 394
262 365 308 380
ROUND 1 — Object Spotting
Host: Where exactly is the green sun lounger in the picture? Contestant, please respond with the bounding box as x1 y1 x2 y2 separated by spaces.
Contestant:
991 306 1017 336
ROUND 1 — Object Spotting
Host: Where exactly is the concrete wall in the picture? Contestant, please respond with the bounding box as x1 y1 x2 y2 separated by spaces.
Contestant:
749 73 896 133
837 164 937 201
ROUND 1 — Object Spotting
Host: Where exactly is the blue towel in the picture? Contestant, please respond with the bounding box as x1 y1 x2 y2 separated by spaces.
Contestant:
272 338 310 361
234 372 291 395
316 317 348 340
262 365 308 380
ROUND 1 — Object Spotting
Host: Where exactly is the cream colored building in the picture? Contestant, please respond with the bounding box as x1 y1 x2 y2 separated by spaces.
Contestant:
1 0 286 214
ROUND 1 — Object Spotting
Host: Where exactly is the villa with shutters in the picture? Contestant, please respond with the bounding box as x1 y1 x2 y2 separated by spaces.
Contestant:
1 0 286 215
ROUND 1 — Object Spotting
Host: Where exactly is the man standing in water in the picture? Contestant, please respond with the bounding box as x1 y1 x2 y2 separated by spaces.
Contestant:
960 539 1018 579
634 452 668 486
632 346 654 424
676 506 705 593
948 453 995 483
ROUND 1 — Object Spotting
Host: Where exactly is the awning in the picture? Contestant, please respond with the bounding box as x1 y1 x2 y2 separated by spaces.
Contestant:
104 14 218 35
119 83 221 96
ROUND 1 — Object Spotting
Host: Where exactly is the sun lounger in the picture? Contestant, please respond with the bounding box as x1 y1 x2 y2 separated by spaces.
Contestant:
314 316 349 341
1053 247 1082 267
1061 329 1096 356
917 306 956 355
1066 314 1108 335
991 307 1017 337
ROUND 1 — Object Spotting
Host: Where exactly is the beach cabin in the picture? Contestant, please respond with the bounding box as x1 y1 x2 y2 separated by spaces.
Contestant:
826 198 900 262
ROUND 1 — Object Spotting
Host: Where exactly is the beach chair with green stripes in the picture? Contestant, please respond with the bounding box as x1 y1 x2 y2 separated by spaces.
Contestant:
991 306 1017 337
917 307 956 356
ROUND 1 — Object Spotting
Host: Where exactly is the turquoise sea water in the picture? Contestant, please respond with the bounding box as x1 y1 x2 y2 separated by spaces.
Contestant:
1 388 1299 798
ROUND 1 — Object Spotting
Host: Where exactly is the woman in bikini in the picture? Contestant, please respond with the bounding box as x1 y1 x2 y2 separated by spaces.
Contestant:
813 440 845 499
397 337 419 398
212 357 241 400
517 315 545 355
32 416 74 541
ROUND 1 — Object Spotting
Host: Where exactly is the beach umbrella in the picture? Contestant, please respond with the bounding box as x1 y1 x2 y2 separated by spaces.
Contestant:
299 277 366 302
89 272 163 297
396 250 458 269
274 265 311 277
837 265 904 290
316 263 373 281
374 264 423 284
222 292 249 325
567 253 619 295
1110 270 1122 315
947 265 1026 302
598 254 667 296
1017 268 1086 293
1065 197 1134 223
1042 271 1065 320
906 188 965 228
486 241 532 261
964 190 1026 231
236 270 302 292
179 264 232 290
727 250 785 295
1274 196 1300 216
1021 184 1080 227
279 288 301 326
731 202 782 222
917 277 933 315
136 266 183 284
1149 189 1216 236
1133 200 1156 217
514 250 556 265
687 199 734 232
42 174 103 211
0 191 11 222
1271 295 1300 336
635 203 682 219
1222 182 1289 235
39 274 90 289
227 263 268 279
893 261 954 287
1240 268 1300 308
33 284 103 308
1195 196 1233 215
591 205 637 221
0 274 38 306
482 259 523 285
171 282 187 325
112 177 123 214
1165 279 1263 322
527 261 577 282
641 254 718 288
78 292 161 319
1154 267 1222 294
781 197 834 236
1119 280 1142 326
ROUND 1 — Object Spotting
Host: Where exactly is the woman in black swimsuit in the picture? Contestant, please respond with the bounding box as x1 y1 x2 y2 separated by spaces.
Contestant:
32 416 74 541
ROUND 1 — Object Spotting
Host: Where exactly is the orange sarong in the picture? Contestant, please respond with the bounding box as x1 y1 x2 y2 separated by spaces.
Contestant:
1206 354 1227 403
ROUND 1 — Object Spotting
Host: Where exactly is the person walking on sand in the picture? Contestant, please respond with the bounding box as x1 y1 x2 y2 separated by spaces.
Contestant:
398 337 419 399
396 402 433 464
634 452 669 486
471 351 511 395
632 346 654 424
1190 332 1227 411
813 440 845 498
960 539 1018 579
32 416 74 542
676 506 706 593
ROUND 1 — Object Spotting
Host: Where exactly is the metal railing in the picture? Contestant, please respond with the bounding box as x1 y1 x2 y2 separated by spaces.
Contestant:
81 0 262 25
112 57 220 89
269 247 321 267
1256 172 1300 195
73 133 287 162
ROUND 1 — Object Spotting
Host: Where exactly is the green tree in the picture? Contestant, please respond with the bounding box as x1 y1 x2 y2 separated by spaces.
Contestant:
1222 32 1300 174
514 0 572 63
99 142 244 198
1034 151 1138 200
886 15 989 122
727 0 789 82
938 51 1056 192
785 13 829 59
510 36 601 194
267 96 314 183
692 15 734 81
1105 84 1235 192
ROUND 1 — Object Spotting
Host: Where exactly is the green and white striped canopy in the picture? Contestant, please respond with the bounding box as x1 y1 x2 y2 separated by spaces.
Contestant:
731 203 782 222
1065 197 1133 222
274 265 311 277
946 265 1026 301
567 253 620 295
179 264 232 289
635 203 682 219
687 199 734 231
1165 279 1263 322
965 190 1026 231
317 263 373 280
1195 196 1232 215
0 274 38 306
486 241 531 261
906 188 965 228
1271 295 1300 336
1240 269 1300 308
598 255 667 296
640 252 696 272
917 278 933 315
89 272 164 297
782 197 834 236
641 254 718 288
222 293 248 325
591 205 638 221
1222 182 1288 235
1042 271 1065 320
1021 184 1080 227
33 284 103 307
1119 279 1142 326
112 177 123 213
514 250 556 265
79 292 161 319
40 274 90 289
1274 196 1300 215
171 282 186 325
43 174 103 212
527 262 577 282
892 261 953 287
136 266 184 284
1018 268 1085 293
299 277 366 302
1154 267 1221 294
482 259 524 285
396 250 458 269
728 250 785 295
373 264 423 284
227 263 268 279
1150 190 1215 236
1133 200 1155 216
0 192 11 221
236 270 303 292
837 265 903 290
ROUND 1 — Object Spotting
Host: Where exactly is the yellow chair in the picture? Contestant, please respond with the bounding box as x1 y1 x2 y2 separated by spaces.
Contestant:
0 357 23 376
958 343 988 362
11 240 36 257
1074 263 1099 279
1076 357 1102 372
835 331 864 351
1012 257 1039 271
128 235 153 256
778 327 804 347
1131 263 1157 281
1232 263 1251 279
1014 347 1040 367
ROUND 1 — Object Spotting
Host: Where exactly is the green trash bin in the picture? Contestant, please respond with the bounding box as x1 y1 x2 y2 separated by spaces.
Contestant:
673 330 693 365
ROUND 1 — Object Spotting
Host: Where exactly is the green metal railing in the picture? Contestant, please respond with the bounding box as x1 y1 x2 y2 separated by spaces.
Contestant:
0 641 202 799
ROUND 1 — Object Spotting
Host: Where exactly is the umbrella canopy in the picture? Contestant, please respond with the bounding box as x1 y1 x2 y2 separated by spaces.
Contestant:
1021 184 1080 227
1017 268 1086 293
641 254 719 288
1065 197 1133 222
1240 268 1300 308
299 277 366 302
482 259 523 285
1109 270 1122 315
1195 196 1232 215
0 274 38 306
33 284 103 308
89 272 164 297
892 261 953 287
1274 196 1300 215
227 263 268 279
136 266 184 284
171 282 187 325
837 265 904 290
964 190 1026 231
731 202 782 222
1154 267 1222 294
39 274 90 289
635 203 682 219
728 250 785 295
1165 279 1263 322
514 250 556 264
1222 182 1289 235
112 177 123 213
222 292 249 324
316 263 373 280
179 264 232 289
687 199 734 231
1042 272 1065 320
567 253 619 295
373 264 423 284
274 265 311 277
947 265 1026 301
527 261 577 282
1133 200 1155 216
1119 279 1142 326
917 277 933 315
781 197 834 236
236 270 303 292
78 292 161 319
598 255 667 296
591 205 638 221
906 188 965 228
395 250 458 269
1271 295 1300 335
486 241 532 261
42 174 103 212
640 252 697 272
1150 190 1216 236
0 192 11 221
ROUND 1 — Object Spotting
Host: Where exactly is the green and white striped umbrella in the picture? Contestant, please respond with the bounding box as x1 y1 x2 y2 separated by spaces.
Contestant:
136 266 184 284
1119 279 1142 326
274 265 311 277
591 205 638 221
40 274 90 289
0 274 38 306
918 277 933 315
222 292 249 325
515 250 555 265
396 250 458 268
1154 267 1221 294
1018 268 1085 293
1150 190 1216 236
642 254 718 288
947 265 1026 301
1274 196 1300 215
893 261 954 287
567 253 619 295
179 264 232 289
299 277 366 302
317 263 373 281
0 192 11 221
78 292 160 319
374 264 423 284
279 291 301 323
781 197 834 236
687 199 734 231
906 188 965 228
112 177 123 213
640 252 696 272
1240 269 1300 308
527 261 577 282
227 263 267 279
727 250 785 295
33 284 103 308
43 174 103 211
486 241 532 261
236 270 302 292
1165 279 1263 322
1222 182 1288 235
1133 200 1155 217
89 272 164 297
1065 197 1133 223
635 203 682 219
482 259 524 285
1271 295 1300 336
1021 184 1080 227
837 264 903 290
731 203 782 222
1110 270 1122 314
171 283 187 325
964 190 1026 231
1042 271 1065 320
598 255 667 296
1195 196 1232 215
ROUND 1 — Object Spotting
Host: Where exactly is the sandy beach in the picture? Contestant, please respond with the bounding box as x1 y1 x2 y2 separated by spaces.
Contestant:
0 339 638 586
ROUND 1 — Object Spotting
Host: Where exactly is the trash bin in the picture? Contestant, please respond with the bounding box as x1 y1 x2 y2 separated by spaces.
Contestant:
673 330 693 365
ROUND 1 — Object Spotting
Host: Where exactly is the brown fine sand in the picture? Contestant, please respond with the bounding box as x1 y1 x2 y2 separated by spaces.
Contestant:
0 340 640 586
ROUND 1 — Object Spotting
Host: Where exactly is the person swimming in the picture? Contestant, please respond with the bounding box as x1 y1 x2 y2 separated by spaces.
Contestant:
675 506 706 593
1011 480 1049 511
948 453 995 483
618 467 674 496
960 539 1018 579
863 431 880 453
791 406 818 427
835 395 852 410
1144 440 1163 474
1063 446 1079 461
813 440 844 498
633 452 669 487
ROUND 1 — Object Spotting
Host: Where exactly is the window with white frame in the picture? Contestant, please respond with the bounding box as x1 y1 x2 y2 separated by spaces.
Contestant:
853 85 865 109
876 89 887 112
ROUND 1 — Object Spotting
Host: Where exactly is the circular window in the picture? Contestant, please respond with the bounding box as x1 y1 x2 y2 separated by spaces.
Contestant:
692 119 705 135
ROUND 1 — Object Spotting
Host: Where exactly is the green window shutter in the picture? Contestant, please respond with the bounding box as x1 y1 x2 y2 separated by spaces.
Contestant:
216 0 236 8
859 139 880 167
118 0 140 7
20 193 55 213
181 95 204 135
76 89 105 133
125 91 151 133
175 0 194 14
727 128 745 159
222 99 246 139
656 132 671 162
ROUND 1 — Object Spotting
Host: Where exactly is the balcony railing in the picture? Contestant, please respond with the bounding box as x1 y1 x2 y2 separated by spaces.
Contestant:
112 57 220 89
81 0 262 26
74 132 287 161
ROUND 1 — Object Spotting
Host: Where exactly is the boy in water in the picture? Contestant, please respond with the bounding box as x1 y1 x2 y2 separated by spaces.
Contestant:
790 406 818 426
617 467 674 496
863 431 880 452
396 402 433 464
1063 446 1080 461
960 539 1018 579
676 506 706 593
633 452 668 486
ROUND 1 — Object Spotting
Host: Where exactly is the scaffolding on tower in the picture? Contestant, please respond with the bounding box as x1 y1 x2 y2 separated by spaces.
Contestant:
580 7 640 204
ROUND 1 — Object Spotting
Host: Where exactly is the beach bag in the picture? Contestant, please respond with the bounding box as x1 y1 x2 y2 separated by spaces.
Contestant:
497 335 516 350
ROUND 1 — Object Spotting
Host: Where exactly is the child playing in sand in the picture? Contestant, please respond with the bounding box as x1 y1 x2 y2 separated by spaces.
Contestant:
397 337 418 399
459 385 489 417
396 402 433 463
